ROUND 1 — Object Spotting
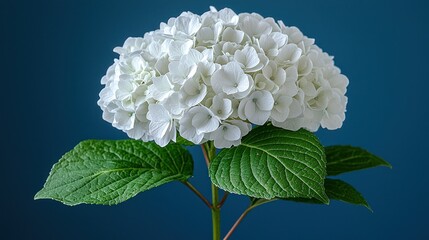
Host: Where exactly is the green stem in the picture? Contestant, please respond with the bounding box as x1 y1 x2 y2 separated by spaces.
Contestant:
211 184 221 240
217 191 229 208
202 142 221 240
182 181 212 209
223 205 255 240
224 199 275 240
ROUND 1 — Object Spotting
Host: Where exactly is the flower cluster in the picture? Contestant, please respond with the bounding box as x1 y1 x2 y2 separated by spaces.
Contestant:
98 7 349 148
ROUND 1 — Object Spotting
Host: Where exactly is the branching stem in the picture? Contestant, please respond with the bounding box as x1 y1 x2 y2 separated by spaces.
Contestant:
182 181 212 209
223 205 254 240
201 144 210 167
217 192 229 208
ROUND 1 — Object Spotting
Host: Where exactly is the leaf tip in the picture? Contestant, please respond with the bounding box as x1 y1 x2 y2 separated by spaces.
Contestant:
322 198 330 205
366 205 373 212
317 193 330 205
360 198 373 212
34 189 45 200
383 161 393 169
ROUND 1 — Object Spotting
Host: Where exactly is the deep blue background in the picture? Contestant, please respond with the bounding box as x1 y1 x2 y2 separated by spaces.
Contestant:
2 0 428 239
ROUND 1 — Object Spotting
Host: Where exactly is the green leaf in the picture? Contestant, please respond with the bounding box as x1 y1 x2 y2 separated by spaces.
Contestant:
210 125 329 204
323 179 371 211
35 140 193 206
325 146 391 176
252 178 372 211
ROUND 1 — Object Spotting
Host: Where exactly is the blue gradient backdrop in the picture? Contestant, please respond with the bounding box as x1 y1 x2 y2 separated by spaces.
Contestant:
2 0 428 239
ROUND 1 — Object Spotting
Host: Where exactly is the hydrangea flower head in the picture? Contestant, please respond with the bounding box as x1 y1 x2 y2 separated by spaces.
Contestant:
98 7 349 148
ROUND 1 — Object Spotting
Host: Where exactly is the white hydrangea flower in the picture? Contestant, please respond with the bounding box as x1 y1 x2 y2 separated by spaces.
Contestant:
180 78 207 107
211 61 251 96
234 46 265 72
147 104 176 147
210 93 233 120
98 6 349 148
238 90 274 125
210 120 251 148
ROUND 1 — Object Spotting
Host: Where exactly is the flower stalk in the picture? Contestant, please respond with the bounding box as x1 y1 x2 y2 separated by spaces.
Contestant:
211 184 221 240
202 142 221 240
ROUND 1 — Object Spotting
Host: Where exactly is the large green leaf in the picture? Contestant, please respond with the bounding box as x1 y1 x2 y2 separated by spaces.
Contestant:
326 146 391 176
35 140 193 206
210 126 329 203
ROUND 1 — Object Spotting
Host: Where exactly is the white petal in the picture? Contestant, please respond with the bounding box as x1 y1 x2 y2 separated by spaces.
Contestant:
114 110 135 130
234 46 260 70
298 56 313 76
272 118 302 131
210 94 232 119
245 101 269 125
211 128 232 149
153 130 173 147
254 90 274 111
239 15 272 37
179 108 205 144
225 61 245 79
151 75 173 101
229 120 251 137
181 82 207 107
153 75 172 91
276 44 302 65
212 134 226 148
270 32 288 47
184 128 204 144
259 34 277 53
271 95 292 122
191 107 219 134
218 8 239 26
223 124 241 141
237 98 249 120
196 27 214 42
155 56 170 75
135 103 149 122
147 104 170 122
329 74 349 94
262 62 274 79
168 40 193 60
233 75 254 99
210 69 224 94
183 78 200 95
271 108 289 122
288 98 303 118
299 78 317 97
149 121 170 139
193 116 219 134
222 27 244 43
212 62 249 95
126 122 146 139
174 15 202 36
162 92 184 116
235 74 250 92
183 49 204 64
285 66 298 83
